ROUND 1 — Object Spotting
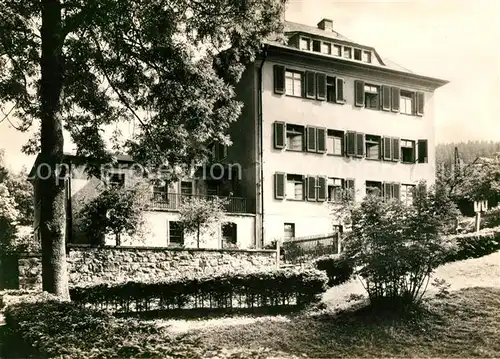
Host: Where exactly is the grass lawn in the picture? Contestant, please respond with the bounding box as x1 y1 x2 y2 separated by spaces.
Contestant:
152 251 500 358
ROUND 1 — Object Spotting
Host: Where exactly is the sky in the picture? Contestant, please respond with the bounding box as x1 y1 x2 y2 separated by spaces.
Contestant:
1 0 499 172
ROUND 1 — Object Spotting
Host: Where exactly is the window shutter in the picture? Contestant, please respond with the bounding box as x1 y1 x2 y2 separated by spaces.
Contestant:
393 183 401 200
305 71 316 99
417 139 428 163
273 122 286 149
274 172 285 199
382 85 391 111
383 182 392 200
356 133 365 157
383 137 392 161
416 92 424 116
391 87 400 112
411 142 417 163
306 176 317 201
392 138 400 162
316 73 326 101
345 178 355 201
306 126 317 152
316 127 326 153
346 132 356 156
335 77 345 103
273 65 285 94
379 137 384 159
317 176 327 202
355 80 365 107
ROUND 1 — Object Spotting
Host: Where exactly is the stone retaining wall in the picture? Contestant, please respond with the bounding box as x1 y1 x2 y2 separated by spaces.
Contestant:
17 245 278 289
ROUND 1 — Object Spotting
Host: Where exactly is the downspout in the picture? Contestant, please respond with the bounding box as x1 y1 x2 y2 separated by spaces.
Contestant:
258 45 268 248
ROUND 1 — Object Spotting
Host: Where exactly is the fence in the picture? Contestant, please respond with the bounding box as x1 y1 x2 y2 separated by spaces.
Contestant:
281 233 342 264
149 192 252 214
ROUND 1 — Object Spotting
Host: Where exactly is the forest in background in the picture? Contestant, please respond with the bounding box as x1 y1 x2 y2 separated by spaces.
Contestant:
436 141 500 166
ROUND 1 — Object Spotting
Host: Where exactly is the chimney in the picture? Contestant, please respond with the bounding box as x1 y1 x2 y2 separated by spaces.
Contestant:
317 18 333 31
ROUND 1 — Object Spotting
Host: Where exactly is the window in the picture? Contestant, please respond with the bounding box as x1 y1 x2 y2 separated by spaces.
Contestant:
400 91 414 115
300 37 310 50
401 184 415 205
333 44 342 56
206 182 219 196
286 174 304 200
343 46 352 58
168 221 184 246
327 130 344 156
354 48 362 61
284 223 295 240
401 140 416 163
326 76 335 102
384 183 401 201
108 173 125 187
222 222 237 247
286 124 304 151
362 51 372 63
180 181 193 195
417 139 428 163
328 178 343 202
285 71 303 97
366 181 382 196
346 132 365 157
312 40 321 52
364 84 380 110
321 42 331 55
383 137 400 162
365 135 381 160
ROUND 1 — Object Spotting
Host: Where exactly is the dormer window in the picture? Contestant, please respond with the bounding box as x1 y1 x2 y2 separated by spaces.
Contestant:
300 37 310 51
321 42 331 55
312 40 321 52
333 45 341 56
354 49 362 61
343 46 352 59
363 51 372 63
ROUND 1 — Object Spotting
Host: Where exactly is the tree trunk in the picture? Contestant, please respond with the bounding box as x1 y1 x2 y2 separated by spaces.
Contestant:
197 226 200 248
39 0 69 299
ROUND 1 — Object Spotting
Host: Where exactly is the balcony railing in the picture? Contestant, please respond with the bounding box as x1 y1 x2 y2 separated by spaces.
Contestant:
149 192 252 214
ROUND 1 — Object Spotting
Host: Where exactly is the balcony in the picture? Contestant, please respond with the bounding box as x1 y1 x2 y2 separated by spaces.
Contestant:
149 192 253 214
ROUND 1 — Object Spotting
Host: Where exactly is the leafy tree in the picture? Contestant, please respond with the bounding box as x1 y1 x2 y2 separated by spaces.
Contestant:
339 182 458 308
178 196 227 248
0 183 20 253
0 0 284 297
77 183 148 246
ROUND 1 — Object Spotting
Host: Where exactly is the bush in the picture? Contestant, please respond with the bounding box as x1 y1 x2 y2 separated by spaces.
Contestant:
314 255 354 287
444 226 500 262
481 206 500 229
0 290 61 310
70 268 328 313
3 301 205 358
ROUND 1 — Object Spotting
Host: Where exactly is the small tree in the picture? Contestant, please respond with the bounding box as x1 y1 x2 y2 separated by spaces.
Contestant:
340 181 458 308
178 196 228 248
78 183 148 246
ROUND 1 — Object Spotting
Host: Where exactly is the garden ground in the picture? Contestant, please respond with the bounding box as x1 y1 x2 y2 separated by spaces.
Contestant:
1 252 499 358
151 251 500 358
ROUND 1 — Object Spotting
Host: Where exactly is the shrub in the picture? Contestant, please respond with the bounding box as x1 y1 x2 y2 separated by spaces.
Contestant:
341 182 458 308
314 254 354 287
481 206 500 229
444 226 500 262
70 268 328 313
3 301 204 358
0 290 61 310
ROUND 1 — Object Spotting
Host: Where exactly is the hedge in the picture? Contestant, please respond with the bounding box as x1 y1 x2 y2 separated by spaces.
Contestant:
314 255 354 287
70 268 328 313
3 300 207 358
444 226 500 263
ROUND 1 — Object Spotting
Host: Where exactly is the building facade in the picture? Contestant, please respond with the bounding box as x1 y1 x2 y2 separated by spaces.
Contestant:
29 18 448 250
226 18 448 246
